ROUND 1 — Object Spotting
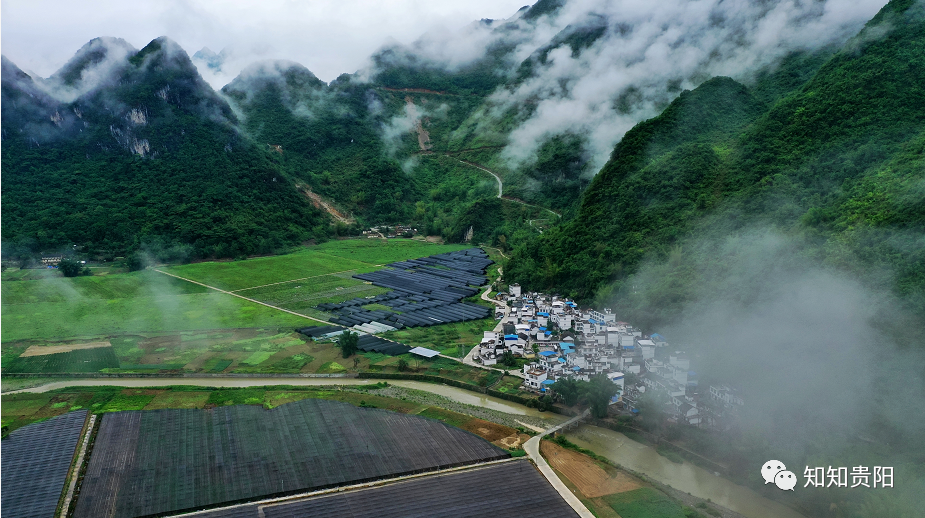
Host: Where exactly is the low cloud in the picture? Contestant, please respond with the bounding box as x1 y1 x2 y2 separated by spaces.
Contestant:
616 227 925 457
489 0 887 173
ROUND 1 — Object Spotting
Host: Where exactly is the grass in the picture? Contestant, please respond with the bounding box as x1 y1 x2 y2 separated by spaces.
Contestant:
2 240 476 343
380 318 496 357
603 487 688 518
162 240 469 291
100 393 155 412
417 406 472 428
312 239 470 265
4 347 119 373
318 361 346 373
1 286 314 341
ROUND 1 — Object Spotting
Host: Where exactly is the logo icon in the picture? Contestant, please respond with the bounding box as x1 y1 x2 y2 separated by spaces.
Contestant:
762 460 786 485
775 470 797 491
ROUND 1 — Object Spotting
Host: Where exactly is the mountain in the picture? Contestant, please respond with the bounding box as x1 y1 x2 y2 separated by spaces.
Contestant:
1 37 326 261
505 0 925 322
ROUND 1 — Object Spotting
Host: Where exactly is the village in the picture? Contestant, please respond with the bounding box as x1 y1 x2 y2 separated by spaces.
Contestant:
473 283 745 429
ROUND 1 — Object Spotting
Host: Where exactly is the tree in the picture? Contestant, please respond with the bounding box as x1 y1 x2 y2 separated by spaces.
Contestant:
501 350 517 367
59 258 82 277
636 389 670 442
397 358 409 372
586 373 620 418
552 378 586 407
337 330 359 358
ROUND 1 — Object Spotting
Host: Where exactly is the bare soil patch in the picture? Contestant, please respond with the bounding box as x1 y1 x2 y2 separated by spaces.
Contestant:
461 418 516 442
495 432 531 449
541 440 644 498
20 341 111 357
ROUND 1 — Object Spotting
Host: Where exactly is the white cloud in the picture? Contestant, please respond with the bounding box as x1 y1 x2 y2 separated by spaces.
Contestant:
487 0 887 173
0 0 529 85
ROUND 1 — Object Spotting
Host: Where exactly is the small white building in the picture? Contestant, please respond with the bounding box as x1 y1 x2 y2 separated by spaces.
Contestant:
523 366 548 390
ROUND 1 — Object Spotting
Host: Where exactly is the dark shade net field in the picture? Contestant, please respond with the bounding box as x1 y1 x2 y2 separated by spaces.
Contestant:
4 347 119 373
195 460 578 518
1 410 88 518
73 399 509 518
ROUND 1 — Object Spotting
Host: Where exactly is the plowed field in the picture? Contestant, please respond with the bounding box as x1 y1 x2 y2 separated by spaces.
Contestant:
541 440 643 498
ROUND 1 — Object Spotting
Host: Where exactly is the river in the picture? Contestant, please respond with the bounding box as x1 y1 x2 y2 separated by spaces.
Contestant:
564 425 806 518
11 377 803 517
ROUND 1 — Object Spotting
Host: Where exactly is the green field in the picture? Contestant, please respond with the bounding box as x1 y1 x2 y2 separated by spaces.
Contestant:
603 487 691 518
381 318 496 357
1 239 473 342
1 288 314 341
163 239 470 291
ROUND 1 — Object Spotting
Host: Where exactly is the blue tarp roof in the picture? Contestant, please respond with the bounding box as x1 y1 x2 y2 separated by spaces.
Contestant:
651 333 665 340
539 327 546 331
542 380 556 385
544 331 552 335
573 366 581 371
558 358 566 363
539 351 556 357
537 312 549 316
504 334 519 339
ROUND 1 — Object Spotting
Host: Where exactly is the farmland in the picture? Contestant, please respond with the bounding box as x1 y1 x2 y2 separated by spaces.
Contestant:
0 269 312 341
1 239 473 342
0 384 527 442
161 239 471 291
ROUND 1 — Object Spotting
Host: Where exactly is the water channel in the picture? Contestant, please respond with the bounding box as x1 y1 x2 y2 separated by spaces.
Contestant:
11 377 804 518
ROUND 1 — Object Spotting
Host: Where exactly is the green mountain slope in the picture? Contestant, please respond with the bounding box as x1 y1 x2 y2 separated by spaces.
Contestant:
2 38 327 260
506 0 925 319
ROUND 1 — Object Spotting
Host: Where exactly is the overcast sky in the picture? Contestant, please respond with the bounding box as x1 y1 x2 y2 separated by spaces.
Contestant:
1 0 529 85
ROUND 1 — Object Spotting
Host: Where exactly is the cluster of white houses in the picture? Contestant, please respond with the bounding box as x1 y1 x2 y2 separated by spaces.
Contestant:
472 284 744 427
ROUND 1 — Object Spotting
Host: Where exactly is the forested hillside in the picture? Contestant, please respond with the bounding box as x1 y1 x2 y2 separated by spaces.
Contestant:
2 38 327 261
506 0 925 324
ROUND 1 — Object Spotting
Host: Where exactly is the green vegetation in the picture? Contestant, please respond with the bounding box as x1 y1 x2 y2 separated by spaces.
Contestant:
603 487 689 518
549 373 620 417
1 239 479 342
317 361 346 373
380 317 495 356
337 330 359 358
2 40 328 261
508 0 925 322
4 347 119 373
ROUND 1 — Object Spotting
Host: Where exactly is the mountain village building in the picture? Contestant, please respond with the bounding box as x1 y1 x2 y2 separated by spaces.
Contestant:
468 285 744 427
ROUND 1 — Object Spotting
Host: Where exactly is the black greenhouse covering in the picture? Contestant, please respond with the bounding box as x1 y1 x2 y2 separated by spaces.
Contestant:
1 410 88 518
72 399 509 518
191 460 579 518
320 248 493 329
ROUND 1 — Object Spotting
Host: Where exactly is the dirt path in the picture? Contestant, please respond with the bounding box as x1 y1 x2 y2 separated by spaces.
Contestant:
230 268 360 293
448 158 562 220
152 269 333 325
